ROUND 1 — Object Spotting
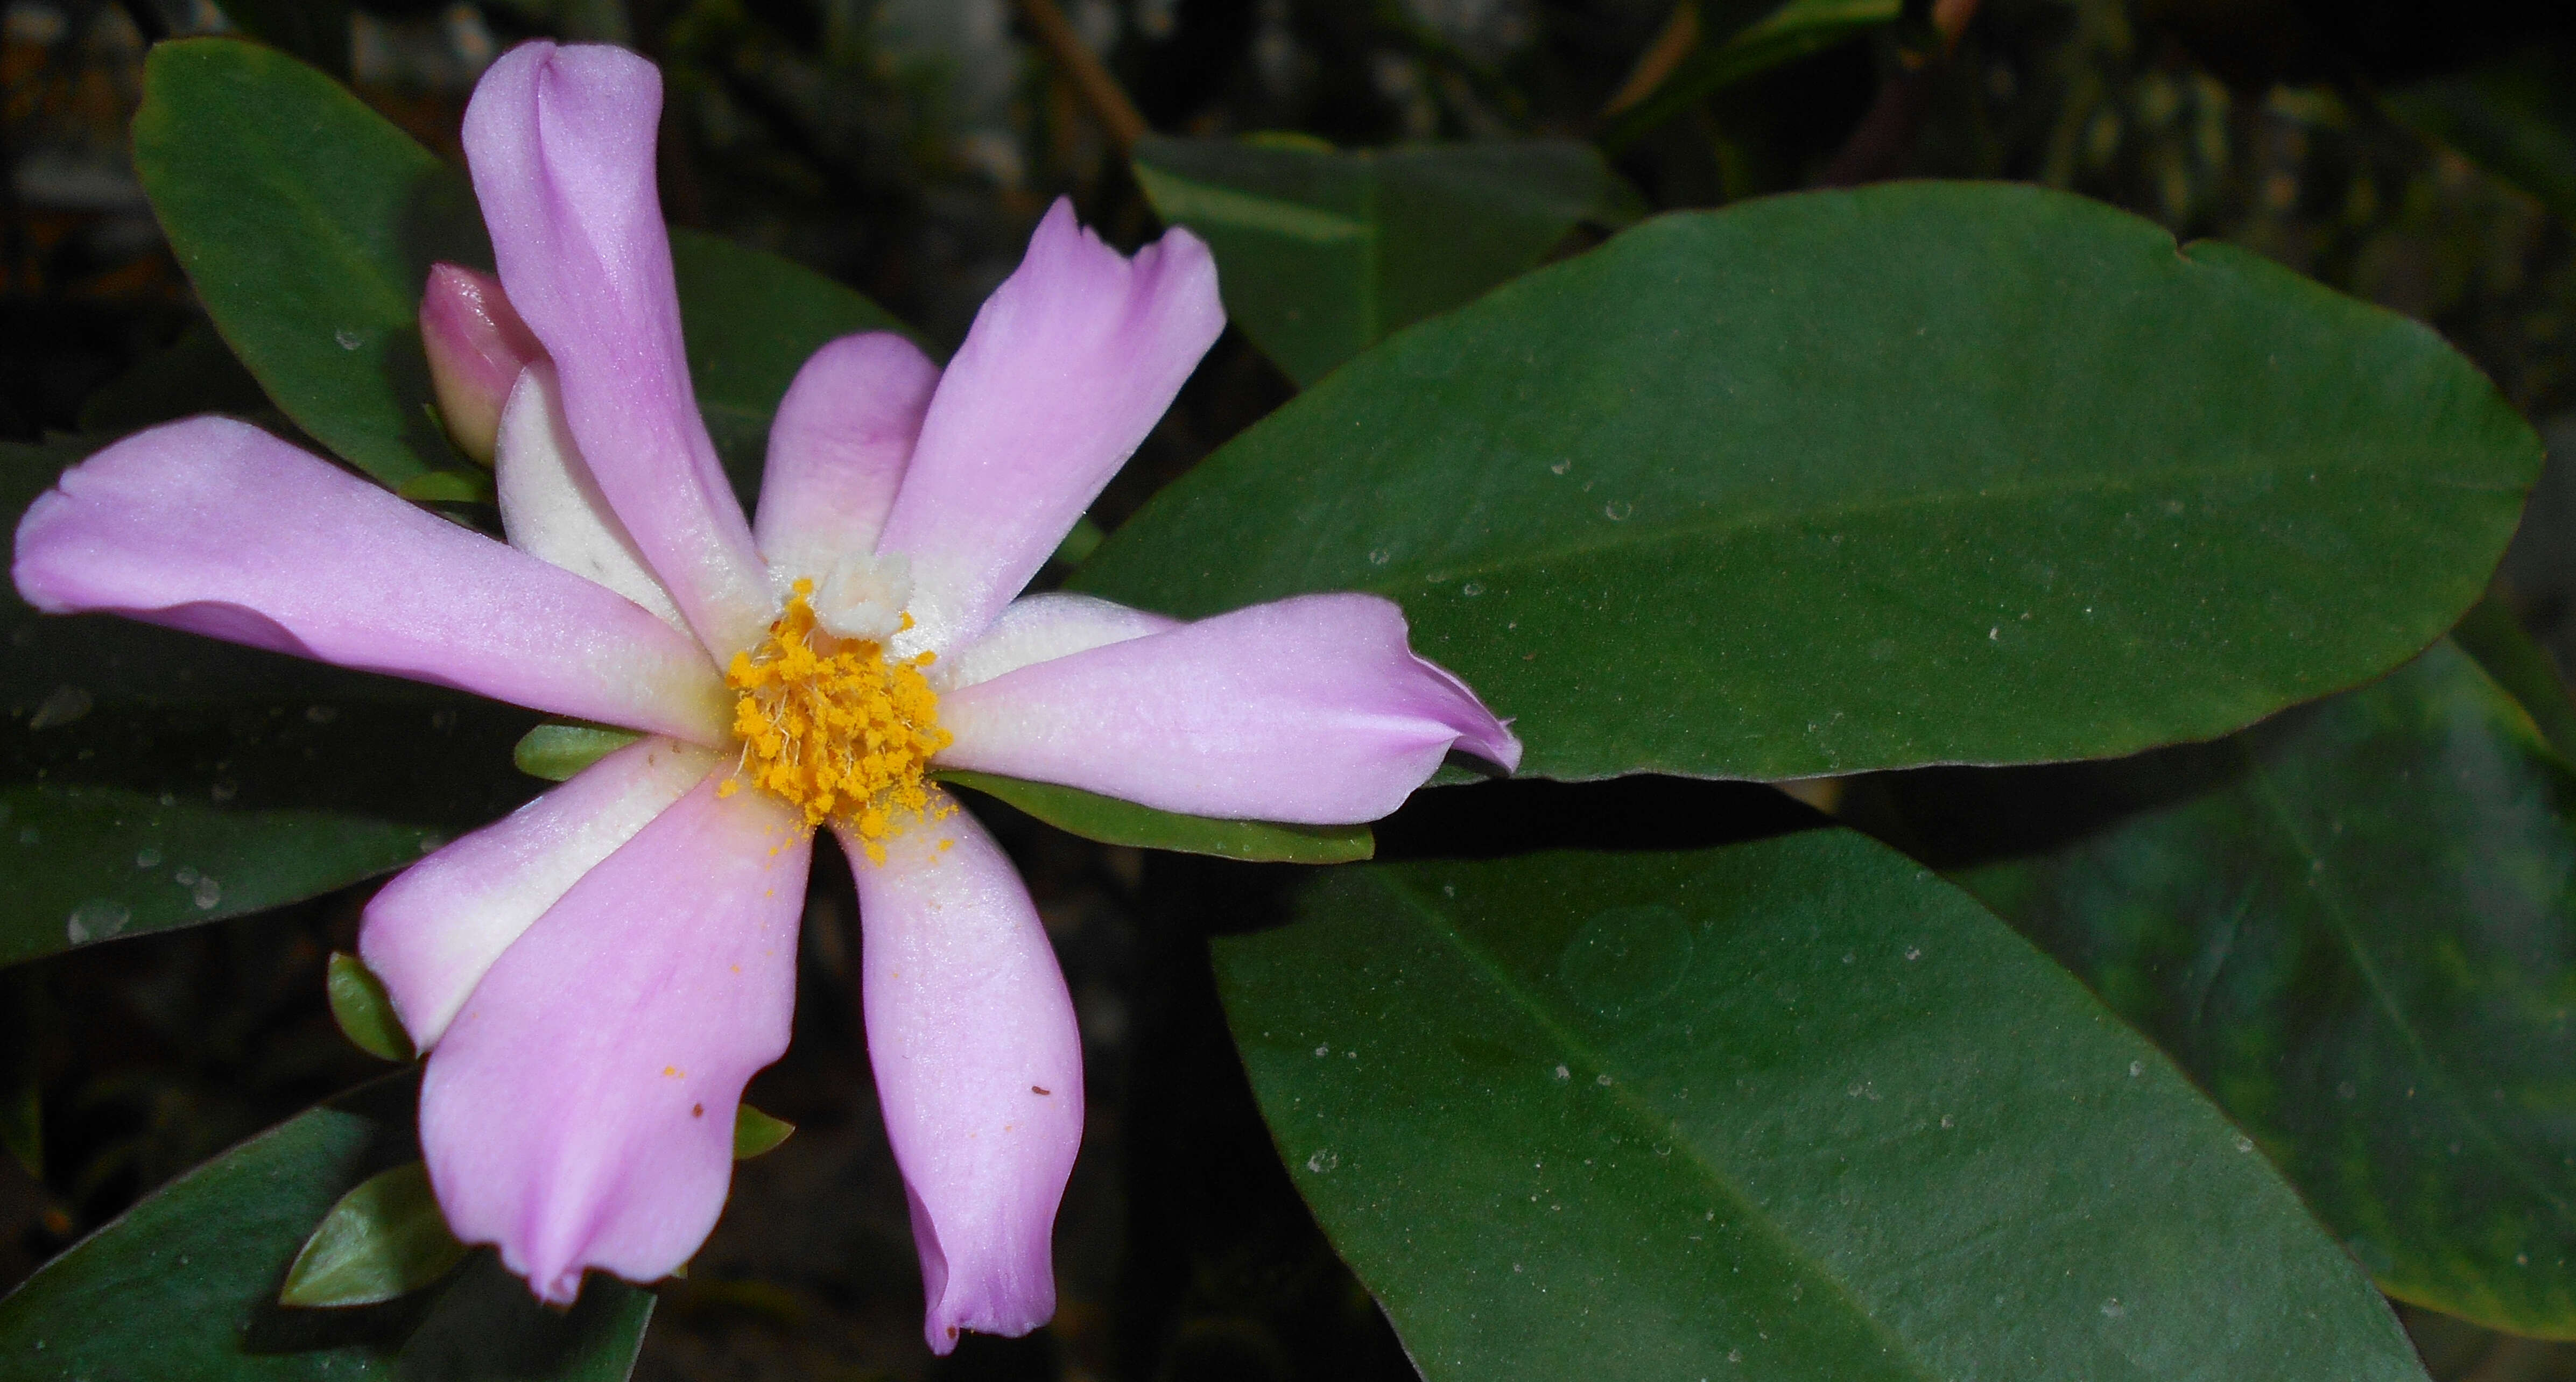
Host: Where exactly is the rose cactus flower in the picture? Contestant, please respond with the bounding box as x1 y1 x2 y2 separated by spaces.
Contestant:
9 41 1519 1351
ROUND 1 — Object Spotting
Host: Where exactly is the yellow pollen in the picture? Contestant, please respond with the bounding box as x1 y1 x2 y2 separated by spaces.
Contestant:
719 579 951 863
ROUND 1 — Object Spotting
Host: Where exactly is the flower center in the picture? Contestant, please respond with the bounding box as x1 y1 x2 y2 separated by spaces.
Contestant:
719 578 951 862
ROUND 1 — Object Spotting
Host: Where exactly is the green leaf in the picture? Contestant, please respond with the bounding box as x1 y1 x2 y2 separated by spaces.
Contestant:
328 951 414 1063
513 723 644 782
938 770 1373 863
1075 182 2541 781
1217 830 2425 1379
395 469 498 505
1132 136 1630 387
3 443 543 968
671 227 919 491
0 784 444 968
1871 636 2576 1338
132 38 490 488
2386 43 2576 225
0 1076 653 1378
2451 594 2576 760
1599 0 1903 153
732 1104 794 1160
280 1161 466 1308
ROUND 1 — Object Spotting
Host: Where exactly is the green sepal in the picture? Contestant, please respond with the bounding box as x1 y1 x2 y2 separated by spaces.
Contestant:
513 723 645 782
279 1160 466 1308
733 1104 795 1160
938 770 1373 864
326 951 413 1063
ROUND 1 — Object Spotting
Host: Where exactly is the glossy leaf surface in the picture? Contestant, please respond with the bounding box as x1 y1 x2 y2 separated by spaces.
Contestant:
280 1161 466 1308
3 442 539 968
1132 136 1629 386
133 38 487 488
1216 829 2424 1379
939 770 1373 864
0 1078 652 1378
1878 634 2576 1337
1078 182 2540 780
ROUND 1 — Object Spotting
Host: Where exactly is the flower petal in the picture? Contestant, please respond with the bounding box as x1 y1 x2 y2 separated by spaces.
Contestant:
937 593 1523 822
934 591 1175 692
360 735 720 1050
496 359 689 632
10 417 730 743
874 199 1222 654
419 262 544 464
420 777 810 1302
848 796 1081 1354
462 41 772 656
754 332 938 582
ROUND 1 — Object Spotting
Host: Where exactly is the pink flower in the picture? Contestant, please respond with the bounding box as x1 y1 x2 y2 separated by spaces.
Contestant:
9 41 1518 1352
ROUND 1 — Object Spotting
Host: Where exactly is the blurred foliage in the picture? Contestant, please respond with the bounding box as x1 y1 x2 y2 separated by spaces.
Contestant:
6 0 2576 1378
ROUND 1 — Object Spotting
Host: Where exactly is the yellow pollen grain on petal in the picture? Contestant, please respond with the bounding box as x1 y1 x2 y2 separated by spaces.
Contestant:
723 583 954 857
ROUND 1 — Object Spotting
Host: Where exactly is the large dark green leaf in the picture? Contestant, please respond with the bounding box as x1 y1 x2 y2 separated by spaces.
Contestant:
1599 0 1904 153
1077 182 2540 780
0 1077 653 1379
1131 136 1631 387
1867 633 2576 1337
1217 829 2424 1379
133 38 488 489
130 39 910 498
2387 43 2576 225
938 770 1373 864
671 228 918 488
3 442 539 968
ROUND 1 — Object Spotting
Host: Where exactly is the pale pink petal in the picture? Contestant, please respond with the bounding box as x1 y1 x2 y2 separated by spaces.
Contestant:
874 199 1223 654
421 777 810 1302
420 262 544 464
848 796 1081 1354
933 591 1176 692
360 736 721 1049
753 332 938 581
463 41 772 657
496 359 688 632
937 593 1522 822
10 417 730 743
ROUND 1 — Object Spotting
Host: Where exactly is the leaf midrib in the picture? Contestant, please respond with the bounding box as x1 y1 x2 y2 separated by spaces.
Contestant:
1139 450 2517 607
2241 750 2576 1235
1363 867 1946 1381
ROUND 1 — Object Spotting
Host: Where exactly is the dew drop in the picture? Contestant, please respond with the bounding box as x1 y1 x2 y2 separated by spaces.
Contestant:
1314 1043 1330 1057
1904 946 1921 961
334 328 362 350
1367 548 1392 566
135 847 163 869
1553 1064 1571 1081
1595 1073 1612 1087
2234 1134 2254 1153
1549 460 1569 475
1306 1148 1340 1174
192 876 223 910
1461 581 1485 597
174 866 200 886
2101 1298 2125 1320
1602 500 1632 521
67 899 129 943
2129 1060 2144 1077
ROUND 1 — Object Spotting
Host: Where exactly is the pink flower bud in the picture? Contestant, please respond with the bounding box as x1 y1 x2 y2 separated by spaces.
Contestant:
420 262 544 464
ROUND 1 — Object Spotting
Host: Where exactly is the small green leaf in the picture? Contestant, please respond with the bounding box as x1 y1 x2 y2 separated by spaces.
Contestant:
1134 136 1630 387
1879 634 2576 1338
327 951 413 1063
132 38 490 488
733 1104 794 1160
279 1161 465 1308
513 723 644 782
2386 43 2576 225
1601 0 1904 152
0 1075 654 1376
938 770 1373 864
1076 182 2541 780
2451 595 2576 760
395 468 497 505
1217 831 2426 1379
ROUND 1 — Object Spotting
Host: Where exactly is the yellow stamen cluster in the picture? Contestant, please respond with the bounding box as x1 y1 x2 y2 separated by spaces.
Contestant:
720 579 951 862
